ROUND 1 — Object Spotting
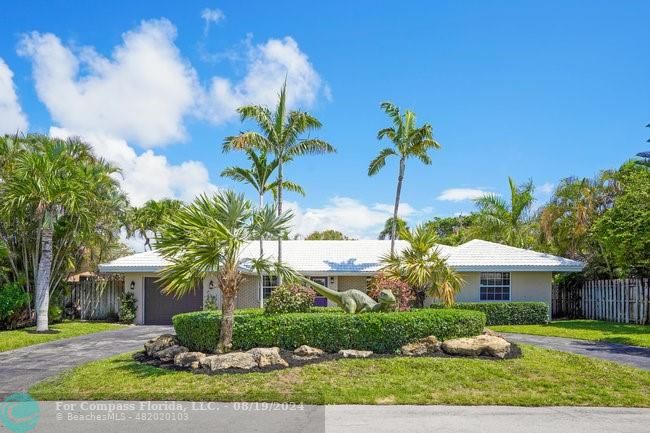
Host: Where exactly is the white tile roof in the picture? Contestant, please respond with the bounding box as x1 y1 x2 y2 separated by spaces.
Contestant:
99 239 583 274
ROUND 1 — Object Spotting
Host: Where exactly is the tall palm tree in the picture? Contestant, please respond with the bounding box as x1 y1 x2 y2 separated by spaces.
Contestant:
381 225 463 307
378 217 409 240
221 148 305 305
473 177 535 248
1 135 120 331
156 191 295 353
223 83 335 267
368 102 440 256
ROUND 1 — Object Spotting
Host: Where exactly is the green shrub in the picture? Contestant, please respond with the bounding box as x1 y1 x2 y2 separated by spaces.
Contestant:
118 292 137 324
430 302 549 325
264 284 315 314
0 283 30 329
173 308 486 353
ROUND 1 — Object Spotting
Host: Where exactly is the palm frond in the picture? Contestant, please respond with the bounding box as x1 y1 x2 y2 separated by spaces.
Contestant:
368 147 397 176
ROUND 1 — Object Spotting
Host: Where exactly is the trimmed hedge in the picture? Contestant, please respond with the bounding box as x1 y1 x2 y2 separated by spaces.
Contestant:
430 302 549 325
172 308 486 354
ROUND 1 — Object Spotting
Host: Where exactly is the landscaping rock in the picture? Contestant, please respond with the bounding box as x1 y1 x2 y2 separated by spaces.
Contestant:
338 349 373 358
247 347 289 368
441 335 511 359
174 351 206 368
144 334 179 356
201 352 257 371
293 345 324 357
483 328 503 338
154 345 188 362
400 336 441 356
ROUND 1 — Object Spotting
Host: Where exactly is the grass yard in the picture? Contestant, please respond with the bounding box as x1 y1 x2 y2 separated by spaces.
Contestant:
30 344 650 407
0 321 126 352
492 320 650 347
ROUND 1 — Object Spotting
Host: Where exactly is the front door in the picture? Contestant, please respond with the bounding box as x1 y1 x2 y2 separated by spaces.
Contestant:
310 276 329 307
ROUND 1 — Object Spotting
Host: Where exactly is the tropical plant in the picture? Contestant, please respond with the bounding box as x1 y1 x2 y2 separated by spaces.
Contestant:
125 199 183 251
368 102 440 255
591 163 650 277
156 191 296 352
0 134 124 331
378 217 409 240
473 177 535 248
305 230 350 240
264 284 316 314
0 282 30 329
381 225 463 307
223 82 335 267
538 174 617 260
118 292 137 324
367 272 415 311
423 214 477 246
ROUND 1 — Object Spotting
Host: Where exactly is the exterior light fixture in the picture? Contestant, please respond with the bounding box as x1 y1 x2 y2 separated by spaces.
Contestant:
129 281 135 290
209 280 215 290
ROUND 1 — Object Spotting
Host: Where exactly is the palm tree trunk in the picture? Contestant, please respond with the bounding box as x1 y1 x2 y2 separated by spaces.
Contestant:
390 158 406 256
217 290 236 353
259 192 264 307
35 226 53 332
276 161 283 283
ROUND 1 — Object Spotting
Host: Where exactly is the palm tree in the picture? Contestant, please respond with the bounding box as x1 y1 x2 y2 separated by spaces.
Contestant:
368 102 440 256
381 225 463 307
125 199 183 251
223 82 335 267
221 148 305 305
156 191 295 353
1 135 120 331
473 177 535 248
378 217 409 240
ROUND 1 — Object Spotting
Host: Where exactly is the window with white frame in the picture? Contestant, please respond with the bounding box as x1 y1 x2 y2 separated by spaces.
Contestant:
480 272 511 301
262 275 279 300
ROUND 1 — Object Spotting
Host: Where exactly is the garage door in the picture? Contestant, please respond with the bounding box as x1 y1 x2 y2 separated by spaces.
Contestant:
144 277 203 325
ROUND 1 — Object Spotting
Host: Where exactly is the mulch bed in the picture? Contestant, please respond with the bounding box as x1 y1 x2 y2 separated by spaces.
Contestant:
133 343 523 376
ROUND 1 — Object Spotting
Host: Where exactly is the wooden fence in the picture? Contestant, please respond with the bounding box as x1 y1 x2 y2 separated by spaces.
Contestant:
65 277 124 320
553 279 650 324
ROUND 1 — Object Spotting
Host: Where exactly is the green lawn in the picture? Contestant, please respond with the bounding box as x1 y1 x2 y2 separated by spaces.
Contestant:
492 320 650 347
0 321 126 352
30 344 650 406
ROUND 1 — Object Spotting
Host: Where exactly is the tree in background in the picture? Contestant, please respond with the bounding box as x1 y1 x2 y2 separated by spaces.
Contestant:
591 163 650 277
472 177 535 248
423 214 477 246
125 199 183 251
0 134 124 331
157 191 295 352
368 102 440 256
223 83 335 268
305 230 350 240
381 225 463 307
378 217 409 240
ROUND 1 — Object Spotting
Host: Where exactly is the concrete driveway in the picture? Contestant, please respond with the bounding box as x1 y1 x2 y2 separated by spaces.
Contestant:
0 325 171 397
502 333 650 370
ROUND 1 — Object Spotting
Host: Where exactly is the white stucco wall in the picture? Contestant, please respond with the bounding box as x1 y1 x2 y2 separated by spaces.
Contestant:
425 271 552 306
121 270 553 323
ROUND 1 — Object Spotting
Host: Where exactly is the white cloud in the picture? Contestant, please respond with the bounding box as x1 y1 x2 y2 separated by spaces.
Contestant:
286 197 419 239
50 127 218 206
18 19 326 207
17 19 199 148
437 188 493 202
202 36 326 124
539 182 554 195
201 8 225 36
0 58 28 134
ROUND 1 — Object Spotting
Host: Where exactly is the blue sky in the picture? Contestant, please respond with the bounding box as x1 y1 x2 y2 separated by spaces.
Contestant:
1 0 648 241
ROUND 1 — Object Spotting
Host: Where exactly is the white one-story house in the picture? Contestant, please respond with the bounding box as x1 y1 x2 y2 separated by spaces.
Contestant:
99 239 583 325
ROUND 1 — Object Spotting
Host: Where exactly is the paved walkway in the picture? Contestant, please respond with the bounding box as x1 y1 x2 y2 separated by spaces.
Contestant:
20 403 650 433
503 332 650 370
0 325 172 396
